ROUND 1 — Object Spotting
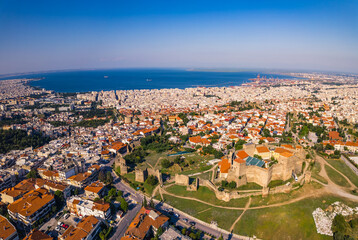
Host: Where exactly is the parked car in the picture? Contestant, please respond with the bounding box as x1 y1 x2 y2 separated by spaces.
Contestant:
64 213 70 219
189 221 196 226
58 221 63 226
182 218 188 223
55 226 61 231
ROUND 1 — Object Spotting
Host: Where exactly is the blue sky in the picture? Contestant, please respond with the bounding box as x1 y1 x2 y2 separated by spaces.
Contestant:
0 0 357 74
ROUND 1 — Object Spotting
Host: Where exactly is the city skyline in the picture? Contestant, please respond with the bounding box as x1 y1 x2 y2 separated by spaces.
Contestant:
0 0 357 74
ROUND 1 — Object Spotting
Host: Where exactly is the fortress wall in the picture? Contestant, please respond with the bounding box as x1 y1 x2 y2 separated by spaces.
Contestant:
271 164 284 180
246 165 272 187
175 174 189 186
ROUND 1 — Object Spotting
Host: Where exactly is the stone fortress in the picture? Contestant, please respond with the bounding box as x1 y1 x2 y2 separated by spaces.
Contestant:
217 143 306 187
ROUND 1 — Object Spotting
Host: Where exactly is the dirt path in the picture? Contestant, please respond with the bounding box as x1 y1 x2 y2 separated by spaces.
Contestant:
316 155 356 190
153 157 163 169
152 185 160 198
188 164 217 177
230 197 252 231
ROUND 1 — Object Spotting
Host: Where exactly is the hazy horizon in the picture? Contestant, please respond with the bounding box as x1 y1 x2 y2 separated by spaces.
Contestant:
0 0 357 75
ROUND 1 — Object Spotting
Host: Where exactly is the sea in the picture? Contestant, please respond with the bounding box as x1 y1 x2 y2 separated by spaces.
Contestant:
0 69 298 93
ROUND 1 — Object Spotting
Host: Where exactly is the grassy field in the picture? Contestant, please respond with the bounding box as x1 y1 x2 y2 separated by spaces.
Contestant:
268 179 291 188
250 182 323 207
326 159 358 187
143 182 157 195
311 161 328 184
143 150 168 168
192 170 212 180
237 182 262 190
164 152 214 175
234 195 358 240
161 194 242 230
123 172 157 195
123 172 135 182
165 185 249 207
325 165 351 188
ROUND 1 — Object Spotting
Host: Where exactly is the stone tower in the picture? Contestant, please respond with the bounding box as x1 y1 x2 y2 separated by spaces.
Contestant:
135 168 148 183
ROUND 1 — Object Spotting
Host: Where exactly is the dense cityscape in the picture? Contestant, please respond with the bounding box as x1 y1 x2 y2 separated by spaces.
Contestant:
0 71 357 240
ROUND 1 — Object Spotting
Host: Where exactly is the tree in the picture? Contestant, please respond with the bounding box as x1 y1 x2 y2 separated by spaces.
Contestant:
73 188 79 196
142 197 147 207
262 128 271 137
221 180 228 188
228 181 237 189
174 156 184 165
54 190 64 206
149 199 155 208
325 144 334 150
161 159 172 169
108 188 117 198
156 226 164 237
189 233 198 240
26 170 38 179
145 175 158 186
98 170 106 182
106 171 113 185
120 197 128 212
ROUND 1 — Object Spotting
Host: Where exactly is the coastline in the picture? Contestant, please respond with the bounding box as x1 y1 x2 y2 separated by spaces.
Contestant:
0 69 300 93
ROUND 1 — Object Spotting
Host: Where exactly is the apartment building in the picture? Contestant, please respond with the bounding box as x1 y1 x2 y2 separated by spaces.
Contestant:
122 207 169 240
84 181 106 199
66 196 111 219
0 215 19 240
8 188 55 226
60 215 102 240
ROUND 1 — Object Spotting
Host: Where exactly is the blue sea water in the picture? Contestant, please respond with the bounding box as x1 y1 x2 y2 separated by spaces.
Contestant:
0 69 298 92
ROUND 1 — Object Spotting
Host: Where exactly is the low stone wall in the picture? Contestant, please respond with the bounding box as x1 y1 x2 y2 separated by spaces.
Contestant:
200 178 262 202
175 174 189 186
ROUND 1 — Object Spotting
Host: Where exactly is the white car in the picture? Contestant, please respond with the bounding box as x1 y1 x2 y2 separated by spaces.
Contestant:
55 226 61 231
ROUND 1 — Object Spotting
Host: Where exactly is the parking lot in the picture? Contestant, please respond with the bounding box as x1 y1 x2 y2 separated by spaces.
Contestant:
40 211 79 238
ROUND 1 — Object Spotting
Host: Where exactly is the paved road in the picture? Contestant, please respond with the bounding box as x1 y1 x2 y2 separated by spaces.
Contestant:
105 158 144 240
341 155 358 176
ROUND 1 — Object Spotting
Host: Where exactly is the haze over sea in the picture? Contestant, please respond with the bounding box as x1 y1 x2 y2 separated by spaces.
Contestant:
0 69 299 93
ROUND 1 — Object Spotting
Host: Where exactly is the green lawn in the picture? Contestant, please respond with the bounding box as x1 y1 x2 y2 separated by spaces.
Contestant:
326 159 358 187
161 152 215 176
250 182 323 207
180 165 212 175
192 171 212 180
237 182 262 190
143 182 157 196
165 185 248 207
234 195 357 240
268 179 291 188
325 165 351 188
144 150 168 168
162 194 242 230
311 161 328 184
123 172 157 195
123 172 135 182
